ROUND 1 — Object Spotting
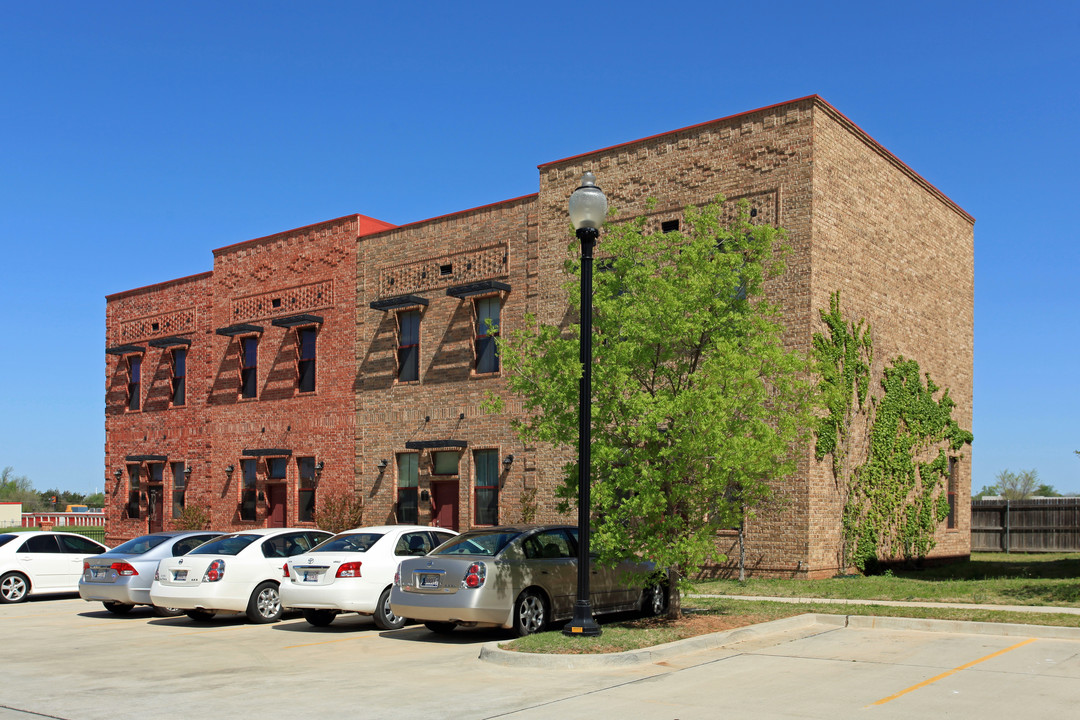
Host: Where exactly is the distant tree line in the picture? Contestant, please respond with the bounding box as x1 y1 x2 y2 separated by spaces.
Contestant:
0 466 105 512
973 468 1070 500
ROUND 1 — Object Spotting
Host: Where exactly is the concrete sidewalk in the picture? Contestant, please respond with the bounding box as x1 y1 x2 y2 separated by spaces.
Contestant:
688 593 1080 615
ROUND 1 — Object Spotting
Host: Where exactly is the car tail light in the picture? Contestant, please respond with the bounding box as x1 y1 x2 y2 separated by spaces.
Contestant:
110 562 138 576
203 559 226 582
282 563 290 578
83 561 90 572
336 562 362 578
394 563 401 586
463 562 486 589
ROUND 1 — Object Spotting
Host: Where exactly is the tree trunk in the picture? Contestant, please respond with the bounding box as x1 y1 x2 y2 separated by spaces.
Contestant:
665 566 682 620
738 522 746 583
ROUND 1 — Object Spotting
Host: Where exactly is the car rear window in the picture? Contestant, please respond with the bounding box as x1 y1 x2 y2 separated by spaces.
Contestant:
0 534 16 548
431 530 521 557
187 534 258 556
110 535 170 555
310 533 384 553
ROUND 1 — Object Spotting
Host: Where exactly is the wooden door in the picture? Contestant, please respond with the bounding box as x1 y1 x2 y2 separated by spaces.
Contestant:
431 482 459 531
267 484 287 528
147 486 164 533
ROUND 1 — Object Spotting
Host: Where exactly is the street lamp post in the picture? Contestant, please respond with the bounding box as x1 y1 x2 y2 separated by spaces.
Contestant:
563 171 607 638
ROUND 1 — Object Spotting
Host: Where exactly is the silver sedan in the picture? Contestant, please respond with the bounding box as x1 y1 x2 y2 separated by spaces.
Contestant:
390 524 665 636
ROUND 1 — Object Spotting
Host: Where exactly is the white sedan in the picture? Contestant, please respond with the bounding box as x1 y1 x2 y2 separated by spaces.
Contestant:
0 531 109 603
150 528 331 623
281 525 456 629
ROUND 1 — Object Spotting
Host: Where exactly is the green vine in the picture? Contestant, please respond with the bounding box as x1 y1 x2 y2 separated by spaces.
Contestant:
813 292 973 572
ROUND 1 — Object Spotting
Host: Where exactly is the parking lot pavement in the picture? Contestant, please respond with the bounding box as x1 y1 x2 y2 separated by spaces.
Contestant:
3 597 1080 720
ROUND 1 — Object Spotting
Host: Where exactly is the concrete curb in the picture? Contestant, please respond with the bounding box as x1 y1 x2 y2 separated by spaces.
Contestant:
687 593 1080 616
478 613 845 669
478 612 1080 669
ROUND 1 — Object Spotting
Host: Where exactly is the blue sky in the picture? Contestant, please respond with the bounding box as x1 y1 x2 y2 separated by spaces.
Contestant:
1 1 1077 497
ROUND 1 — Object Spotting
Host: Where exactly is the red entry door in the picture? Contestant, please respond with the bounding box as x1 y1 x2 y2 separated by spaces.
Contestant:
267 484 287 528
147 486 164 533
431 482 459 531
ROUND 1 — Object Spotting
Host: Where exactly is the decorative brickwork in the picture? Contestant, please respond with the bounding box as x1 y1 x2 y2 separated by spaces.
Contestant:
119 307 197 343
377 243 509 298
229 280 334 322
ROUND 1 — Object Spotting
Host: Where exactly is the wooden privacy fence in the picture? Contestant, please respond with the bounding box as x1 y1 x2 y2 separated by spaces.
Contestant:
971 498 1080 552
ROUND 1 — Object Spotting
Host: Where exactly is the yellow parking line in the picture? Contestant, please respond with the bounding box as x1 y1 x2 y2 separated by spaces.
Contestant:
870 638 1036 706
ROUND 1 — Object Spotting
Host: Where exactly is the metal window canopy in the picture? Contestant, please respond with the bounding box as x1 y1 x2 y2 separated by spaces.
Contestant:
404 440 468 450
125 454 168 462
446 280 511 298
270 314 324 328
147 336 193 349
215 323 264 337
370 294 430 311
241 448 293 457
106 344 146 356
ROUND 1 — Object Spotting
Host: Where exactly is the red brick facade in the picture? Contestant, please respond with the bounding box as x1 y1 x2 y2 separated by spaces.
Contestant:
104 96 973 577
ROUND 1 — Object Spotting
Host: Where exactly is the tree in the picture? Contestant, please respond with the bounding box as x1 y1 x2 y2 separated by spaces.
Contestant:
312 488 364 534
494 198 816 617
993 469 1040 500
1033 483 1061 498
0 467 43 512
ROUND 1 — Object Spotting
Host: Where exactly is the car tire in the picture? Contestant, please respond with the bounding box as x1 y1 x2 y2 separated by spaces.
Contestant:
246 581 282 623
303 609 337 627
424 621 456 634
152 605 185 617
643 583 667 617
372 586 406 631
102 601 135 615
0 572 29 604
184 609 216 622
512 589 547 637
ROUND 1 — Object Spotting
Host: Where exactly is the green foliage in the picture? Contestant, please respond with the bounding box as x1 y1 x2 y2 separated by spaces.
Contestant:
496 197 816 606
175 504 211 531
312 488 364 534
0 467 43 511
843 358 973 569
988 468 1041 500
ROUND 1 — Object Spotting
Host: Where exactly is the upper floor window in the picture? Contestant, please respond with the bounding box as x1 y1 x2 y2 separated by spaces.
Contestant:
297 457 316 523
171 348 186 406
240 337 258 399
297 328 316 394
127 357 141 411
397 310 420 382
474 297 501 374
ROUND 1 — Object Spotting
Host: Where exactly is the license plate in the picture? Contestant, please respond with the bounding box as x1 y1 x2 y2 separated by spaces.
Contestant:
303 571 319 583
90 569 106 580
419 574 440 589
174 570 188 581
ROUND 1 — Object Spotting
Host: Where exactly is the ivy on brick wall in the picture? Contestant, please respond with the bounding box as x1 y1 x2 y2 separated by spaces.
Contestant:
814 292 973 571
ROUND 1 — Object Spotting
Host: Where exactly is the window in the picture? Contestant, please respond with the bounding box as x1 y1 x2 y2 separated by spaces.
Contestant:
171 348 186 406
240 337 258 399
127 464 141 519
298 457 316 523
474 449 499 526
20 535 61 553
395 531 433 556
59 534 104 554
297 328 316 393
432 451 460 476
397 453 419 524
240 459 257 521
171 462 186 519
947 457 959 529
127 356 141 411
397 310 420 382
474 297 500 374
522 529 574 559
267 457 288 481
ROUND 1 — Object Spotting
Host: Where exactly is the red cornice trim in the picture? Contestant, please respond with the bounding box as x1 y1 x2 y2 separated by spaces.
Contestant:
364 193 538 236
212 213 392 256
106 270 213 301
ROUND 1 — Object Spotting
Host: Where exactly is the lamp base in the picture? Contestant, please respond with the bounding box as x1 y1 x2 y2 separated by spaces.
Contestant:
561 600 602 637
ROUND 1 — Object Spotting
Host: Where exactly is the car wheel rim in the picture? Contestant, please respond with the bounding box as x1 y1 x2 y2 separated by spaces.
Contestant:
519 595 544 633
257 588 280 618
2 576 26 601
382 595 401 625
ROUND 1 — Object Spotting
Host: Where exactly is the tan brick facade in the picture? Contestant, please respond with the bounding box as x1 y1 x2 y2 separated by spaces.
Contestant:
104 96 973 577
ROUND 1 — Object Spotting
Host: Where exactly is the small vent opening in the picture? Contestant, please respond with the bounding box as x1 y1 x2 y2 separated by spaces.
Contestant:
661 220 680 233
440 264 453 276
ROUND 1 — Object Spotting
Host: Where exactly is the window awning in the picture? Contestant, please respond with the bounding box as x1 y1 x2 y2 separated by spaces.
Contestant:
404 440 468 450
241 448 293 457
125 454 168 462
106 344 146 356
147 336 192 349
270 314 324 328
370 294 429 311
446 280 511 298
215 323 264 337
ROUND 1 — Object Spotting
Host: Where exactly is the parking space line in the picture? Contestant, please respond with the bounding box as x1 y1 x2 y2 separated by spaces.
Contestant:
283 627 419 649
869 637 1037 706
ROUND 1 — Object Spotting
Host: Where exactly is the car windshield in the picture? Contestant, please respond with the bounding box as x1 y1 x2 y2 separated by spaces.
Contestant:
310 533 384 553
0 534 15 548
187 534 259 556
431 530 521 557
109 535 170 555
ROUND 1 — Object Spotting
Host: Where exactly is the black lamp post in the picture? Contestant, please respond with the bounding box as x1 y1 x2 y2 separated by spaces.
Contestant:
563 171 607 637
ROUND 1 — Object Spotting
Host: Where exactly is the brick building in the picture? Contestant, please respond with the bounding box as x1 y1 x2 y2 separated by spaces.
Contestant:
105 95 973 577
